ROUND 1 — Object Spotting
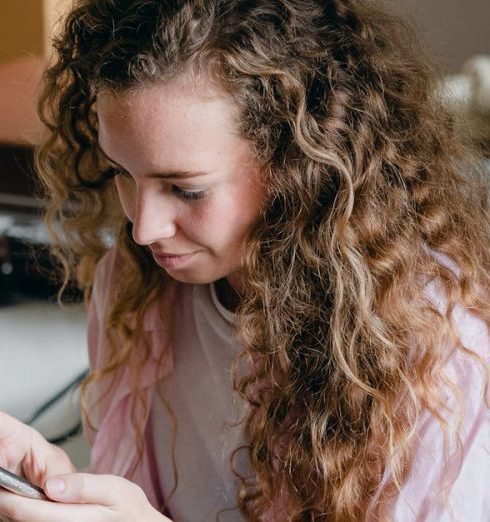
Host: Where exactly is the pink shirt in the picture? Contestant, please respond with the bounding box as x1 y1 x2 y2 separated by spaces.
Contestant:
83 247 490 520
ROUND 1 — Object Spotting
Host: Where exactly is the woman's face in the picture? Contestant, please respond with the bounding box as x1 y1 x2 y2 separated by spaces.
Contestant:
96 80 265 291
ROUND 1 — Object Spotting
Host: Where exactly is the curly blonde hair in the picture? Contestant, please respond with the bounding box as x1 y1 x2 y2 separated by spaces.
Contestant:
36 0 490 519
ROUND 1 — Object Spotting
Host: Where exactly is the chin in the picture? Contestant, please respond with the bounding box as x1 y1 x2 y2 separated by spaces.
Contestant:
163 268 223 286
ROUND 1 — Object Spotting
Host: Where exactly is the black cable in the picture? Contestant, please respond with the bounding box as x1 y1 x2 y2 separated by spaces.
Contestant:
25 368 89 444
49 421 84 446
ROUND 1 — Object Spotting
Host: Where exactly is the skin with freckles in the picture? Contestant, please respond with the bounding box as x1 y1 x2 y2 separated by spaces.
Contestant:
97 79 266 297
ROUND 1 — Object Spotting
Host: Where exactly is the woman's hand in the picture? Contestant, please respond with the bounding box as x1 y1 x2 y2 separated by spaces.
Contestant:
0 472 171 521
0 411 171 521
0 411 75 487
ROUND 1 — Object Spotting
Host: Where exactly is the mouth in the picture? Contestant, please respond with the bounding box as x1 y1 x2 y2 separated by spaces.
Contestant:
151 250 197 270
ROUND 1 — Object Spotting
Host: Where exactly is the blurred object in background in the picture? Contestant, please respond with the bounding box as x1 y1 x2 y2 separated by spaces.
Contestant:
0 231 14 306
0 212 65 305
0 143 76 305
0 300 90 470
439 55 490 155
0 56 44 146
0 7 47 303
0 2 89 472
391 0 490 73
0 0 74 144
0 0 77 305
0 146 39 211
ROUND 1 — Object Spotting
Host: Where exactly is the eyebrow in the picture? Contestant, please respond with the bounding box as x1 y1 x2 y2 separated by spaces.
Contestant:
98 145 210 180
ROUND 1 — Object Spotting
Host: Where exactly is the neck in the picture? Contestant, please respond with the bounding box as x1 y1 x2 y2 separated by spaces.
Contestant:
214 277 241 312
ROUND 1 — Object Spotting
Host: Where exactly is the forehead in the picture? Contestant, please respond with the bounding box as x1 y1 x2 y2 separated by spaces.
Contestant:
97 79 239 131
96 80 251 171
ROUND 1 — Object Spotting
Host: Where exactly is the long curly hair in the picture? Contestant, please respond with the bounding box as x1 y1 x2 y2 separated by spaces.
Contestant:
36 0 490 520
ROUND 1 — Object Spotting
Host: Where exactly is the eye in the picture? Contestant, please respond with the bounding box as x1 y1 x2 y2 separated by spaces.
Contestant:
171 185 206 201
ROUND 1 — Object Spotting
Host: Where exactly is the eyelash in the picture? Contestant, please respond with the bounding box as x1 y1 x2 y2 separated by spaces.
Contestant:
112 168 206 202
171 185 206 201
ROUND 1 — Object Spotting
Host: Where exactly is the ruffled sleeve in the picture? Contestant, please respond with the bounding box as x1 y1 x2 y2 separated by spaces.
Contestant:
391 303 490 521
82 246 175 510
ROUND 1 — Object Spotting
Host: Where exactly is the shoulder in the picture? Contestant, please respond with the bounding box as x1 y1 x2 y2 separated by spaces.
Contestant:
422 249 489 358
410 265 489 436
394 253 490 518
423 254 490 419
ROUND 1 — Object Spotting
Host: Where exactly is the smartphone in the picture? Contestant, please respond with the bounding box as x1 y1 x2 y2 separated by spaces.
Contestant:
0 466 46 500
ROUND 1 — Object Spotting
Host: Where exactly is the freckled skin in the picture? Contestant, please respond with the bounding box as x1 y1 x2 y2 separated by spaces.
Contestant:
97 81 265 294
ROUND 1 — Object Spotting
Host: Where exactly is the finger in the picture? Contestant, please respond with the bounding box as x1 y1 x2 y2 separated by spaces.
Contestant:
44 473 148 508
0 488 101 522
0 412 36 473
0 411 75 484
42 443 77 476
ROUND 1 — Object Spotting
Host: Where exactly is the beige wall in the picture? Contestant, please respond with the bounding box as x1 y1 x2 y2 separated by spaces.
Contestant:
0 1 44 64
391 0 490 72
0 0 73 65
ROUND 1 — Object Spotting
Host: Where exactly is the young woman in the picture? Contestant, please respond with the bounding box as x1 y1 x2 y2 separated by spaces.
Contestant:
0 1 489 520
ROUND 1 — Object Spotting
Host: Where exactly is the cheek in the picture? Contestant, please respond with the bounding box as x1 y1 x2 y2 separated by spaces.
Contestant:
226 177 265 231
198 189 262 246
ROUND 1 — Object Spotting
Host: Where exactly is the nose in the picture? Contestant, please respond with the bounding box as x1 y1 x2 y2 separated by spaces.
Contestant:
131 193 177 246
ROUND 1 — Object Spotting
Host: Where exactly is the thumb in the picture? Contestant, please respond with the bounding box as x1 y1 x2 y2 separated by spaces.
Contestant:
44 474 72 502
44 472 147 507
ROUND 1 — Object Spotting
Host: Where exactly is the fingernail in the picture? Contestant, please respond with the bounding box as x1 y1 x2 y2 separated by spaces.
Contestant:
46 478 65 496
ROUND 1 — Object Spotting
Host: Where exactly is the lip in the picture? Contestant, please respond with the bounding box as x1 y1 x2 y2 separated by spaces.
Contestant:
151 250 197 269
